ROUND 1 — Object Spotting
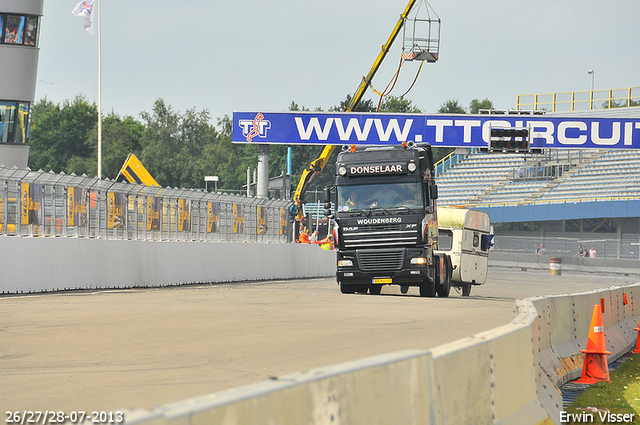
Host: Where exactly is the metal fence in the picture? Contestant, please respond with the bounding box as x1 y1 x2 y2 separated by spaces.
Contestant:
0 166 292 243
492 232 640 260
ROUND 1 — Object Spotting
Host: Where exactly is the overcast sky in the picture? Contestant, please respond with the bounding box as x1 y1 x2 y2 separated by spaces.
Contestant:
35 0 640 122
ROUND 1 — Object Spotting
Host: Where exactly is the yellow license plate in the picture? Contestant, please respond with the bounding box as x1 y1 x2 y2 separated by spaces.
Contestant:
373 278 392 284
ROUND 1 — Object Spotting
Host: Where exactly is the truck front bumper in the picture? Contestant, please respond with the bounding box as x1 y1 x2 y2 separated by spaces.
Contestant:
336 248 434 286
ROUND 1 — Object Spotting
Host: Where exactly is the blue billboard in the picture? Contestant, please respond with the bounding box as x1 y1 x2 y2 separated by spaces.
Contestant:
232 111 640 149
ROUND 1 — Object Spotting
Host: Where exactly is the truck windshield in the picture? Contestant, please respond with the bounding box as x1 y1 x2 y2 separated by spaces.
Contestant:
337 182 423 212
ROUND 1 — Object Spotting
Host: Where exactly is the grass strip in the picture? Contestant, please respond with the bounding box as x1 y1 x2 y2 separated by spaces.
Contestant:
563 354 640 424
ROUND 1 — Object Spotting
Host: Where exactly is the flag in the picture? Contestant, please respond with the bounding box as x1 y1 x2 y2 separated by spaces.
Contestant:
72 0 95 34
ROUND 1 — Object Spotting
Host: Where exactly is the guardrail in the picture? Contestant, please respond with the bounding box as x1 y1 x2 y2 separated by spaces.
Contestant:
434 148 470 177
516 86 640 112
0 166 291 243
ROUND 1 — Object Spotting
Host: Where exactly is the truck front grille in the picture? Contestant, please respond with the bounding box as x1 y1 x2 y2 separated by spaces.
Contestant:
342 224 417 249
357 249 404 272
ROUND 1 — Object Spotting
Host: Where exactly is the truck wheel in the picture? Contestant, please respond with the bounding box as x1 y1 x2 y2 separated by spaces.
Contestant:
340 282 357 294
462 283 472 297
437 256 451 298
419 279 436 297
369 285 382 295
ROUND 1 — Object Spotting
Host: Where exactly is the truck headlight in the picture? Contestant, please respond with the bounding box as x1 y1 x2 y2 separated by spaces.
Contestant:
408 162 417 172
410 257 427 265
338 259 353 267
338 166 347 176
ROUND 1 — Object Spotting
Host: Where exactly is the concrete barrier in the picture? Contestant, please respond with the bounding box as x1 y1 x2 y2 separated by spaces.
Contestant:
0 236 336 294
118 284 640 425
533 286 639 421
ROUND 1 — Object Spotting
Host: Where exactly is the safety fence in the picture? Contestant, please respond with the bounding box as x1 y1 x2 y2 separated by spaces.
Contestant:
0 166 292 243
491 232 640 260
516 86 640 112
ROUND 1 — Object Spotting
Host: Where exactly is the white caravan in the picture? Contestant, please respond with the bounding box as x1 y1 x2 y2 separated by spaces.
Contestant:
436 206 492 297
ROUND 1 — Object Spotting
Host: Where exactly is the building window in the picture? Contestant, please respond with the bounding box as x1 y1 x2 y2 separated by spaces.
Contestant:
24 16 38 46
0 14 39 47
0 101 31 145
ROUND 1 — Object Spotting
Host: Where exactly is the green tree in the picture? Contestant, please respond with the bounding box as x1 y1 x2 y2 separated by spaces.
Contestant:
96 113 145 179
438 99 466 114
28 95 97 175
203 115 259 192
378 96 422 113
330 94 376 112
469 98 493 114
602 99 640 108
140 98 222 189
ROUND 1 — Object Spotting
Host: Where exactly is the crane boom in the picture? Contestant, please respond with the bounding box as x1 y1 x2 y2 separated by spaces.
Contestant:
293 0 418 201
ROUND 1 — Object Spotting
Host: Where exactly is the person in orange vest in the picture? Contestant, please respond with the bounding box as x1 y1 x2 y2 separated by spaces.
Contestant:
316 234 335 250
298 228 311 244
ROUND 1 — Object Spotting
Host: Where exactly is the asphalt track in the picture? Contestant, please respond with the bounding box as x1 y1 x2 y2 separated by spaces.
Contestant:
1 267 637 414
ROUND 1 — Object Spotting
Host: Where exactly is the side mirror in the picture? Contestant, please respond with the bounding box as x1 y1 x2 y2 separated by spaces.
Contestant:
430 184 438 200
324 186 334 218
324 186 332 203
324 201 332 217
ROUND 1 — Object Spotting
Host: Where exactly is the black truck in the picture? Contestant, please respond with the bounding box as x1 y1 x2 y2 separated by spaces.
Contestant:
324 142 452 297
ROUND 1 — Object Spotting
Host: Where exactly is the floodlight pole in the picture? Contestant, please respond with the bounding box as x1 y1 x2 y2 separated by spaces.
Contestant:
588 69 594 110
97 0 102 178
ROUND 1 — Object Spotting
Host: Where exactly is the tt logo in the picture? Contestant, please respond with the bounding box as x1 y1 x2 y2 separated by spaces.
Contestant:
239 113 271 142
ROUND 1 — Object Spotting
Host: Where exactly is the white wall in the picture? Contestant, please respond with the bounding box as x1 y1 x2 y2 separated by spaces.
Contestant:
0 236 335 294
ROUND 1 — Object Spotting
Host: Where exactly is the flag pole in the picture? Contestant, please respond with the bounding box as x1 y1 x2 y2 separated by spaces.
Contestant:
97 0 102 179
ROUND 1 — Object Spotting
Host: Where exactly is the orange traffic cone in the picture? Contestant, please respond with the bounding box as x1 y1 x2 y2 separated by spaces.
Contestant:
633 317 640 354
575 304 611 384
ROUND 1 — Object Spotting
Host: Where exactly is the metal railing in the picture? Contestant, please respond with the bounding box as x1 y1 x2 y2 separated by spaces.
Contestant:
0 166 292 243
434 148 471 177
491 233 640 260
516 86 640 112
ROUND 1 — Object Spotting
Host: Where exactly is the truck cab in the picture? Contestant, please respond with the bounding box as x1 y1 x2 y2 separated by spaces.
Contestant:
325 143 451 297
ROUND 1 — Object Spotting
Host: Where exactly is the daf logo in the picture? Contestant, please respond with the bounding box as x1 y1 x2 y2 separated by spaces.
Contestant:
343 226 359 231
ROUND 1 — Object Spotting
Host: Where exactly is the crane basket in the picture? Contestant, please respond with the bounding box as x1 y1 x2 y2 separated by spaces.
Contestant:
402 0 440 62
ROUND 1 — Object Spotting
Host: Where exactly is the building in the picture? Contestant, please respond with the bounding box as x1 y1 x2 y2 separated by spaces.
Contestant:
0 0 43 168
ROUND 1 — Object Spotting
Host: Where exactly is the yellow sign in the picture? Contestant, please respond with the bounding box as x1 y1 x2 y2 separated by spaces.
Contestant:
232 204 244 234
107 192 125 229
116 153 159 187
177 199 190 232
67 187 75 226
21 182 29 225
207 202 218 233
257 206 267 235
279 208 287 236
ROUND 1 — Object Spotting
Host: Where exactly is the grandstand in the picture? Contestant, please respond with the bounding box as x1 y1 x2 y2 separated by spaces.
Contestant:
435 110 640 260
437 149 640 207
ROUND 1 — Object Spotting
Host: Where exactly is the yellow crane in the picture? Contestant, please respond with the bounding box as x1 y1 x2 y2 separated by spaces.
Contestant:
293 0 439 201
